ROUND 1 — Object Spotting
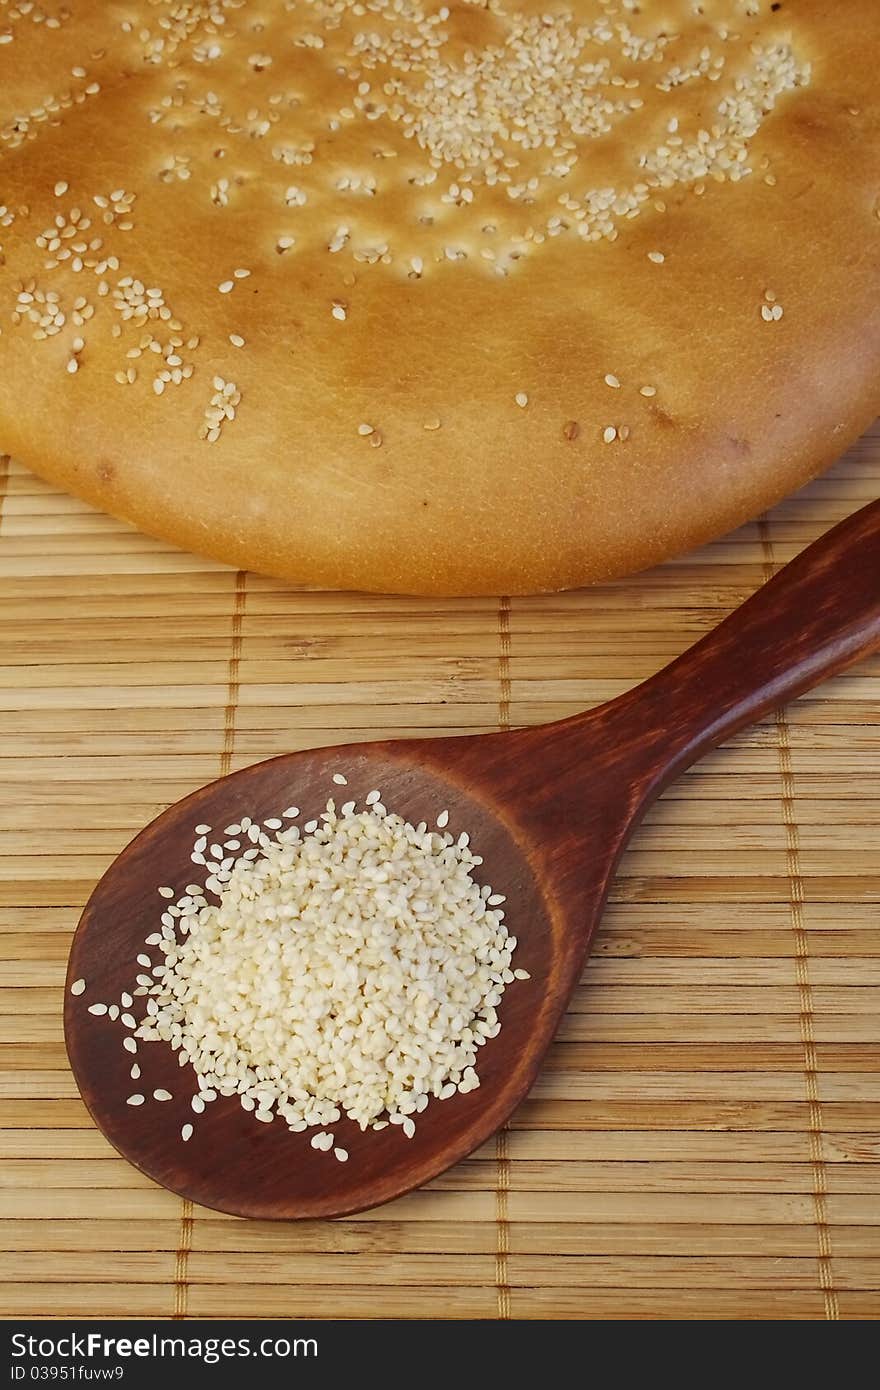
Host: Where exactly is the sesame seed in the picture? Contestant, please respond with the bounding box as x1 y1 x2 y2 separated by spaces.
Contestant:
218 280 234 293
640 385 657 397
229 333 245 347
158 887 174 899
515 392 529 408
603 426 618 443
437 810 450 828
423 417 442 430
70 978 86 996
126 1094 145 1106
233 268 250 279
331 302 347 321
153 1089 173 1102
334 1147 349 1162
181 1124 193 1142
130 1065 141 1080
54 181 68 197
87 1003 107 1016
332 773 348 785
123 1037 137 1054
648 251 666 264
604 374 621 388
66 357 78 374
357 422 374 436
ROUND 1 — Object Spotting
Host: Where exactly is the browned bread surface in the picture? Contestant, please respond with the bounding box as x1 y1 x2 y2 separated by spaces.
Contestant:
1 0 879 594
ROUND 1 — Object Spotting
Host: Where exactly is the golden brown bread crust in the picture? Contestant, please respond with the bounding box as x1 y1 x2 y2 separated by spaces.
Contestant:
1 0 879 595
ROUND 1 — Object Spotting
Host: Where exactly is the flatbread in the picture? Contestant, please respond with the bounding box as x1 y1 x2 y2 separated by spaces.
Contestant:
1 0 879 594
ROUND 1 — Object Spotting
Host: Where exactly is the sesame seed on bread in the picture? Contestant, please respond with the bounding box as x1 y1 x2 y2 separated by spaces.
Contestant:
1 0 879 595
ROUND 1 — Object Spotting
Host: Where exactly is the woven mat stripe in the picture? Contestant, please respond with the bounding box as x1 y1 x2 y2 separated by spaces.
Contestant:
220 571 248 780
495 595 512 1320
758 516 839 1320
174 568 248 1318
0 454 9 535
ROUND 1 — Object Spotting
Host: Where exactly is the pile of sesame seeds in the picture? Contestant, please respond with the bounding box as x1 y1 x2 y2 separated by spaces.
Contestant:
72 777 528 1161
200 376 240 441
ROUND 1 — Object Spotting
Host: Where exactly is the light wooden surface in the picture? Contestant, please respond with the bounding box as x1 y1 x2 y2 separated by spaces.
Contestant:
1 428 878 1320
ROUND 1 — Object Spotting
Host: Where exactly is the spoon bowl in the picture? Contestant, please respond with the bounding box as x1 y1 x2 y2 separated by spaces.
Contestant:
65 500 880 1218
66 739 569 1219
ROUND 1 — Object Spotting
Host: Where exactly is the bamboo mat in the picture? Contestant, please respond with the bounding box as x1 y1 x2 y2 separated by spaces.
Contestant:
1 428 878 1323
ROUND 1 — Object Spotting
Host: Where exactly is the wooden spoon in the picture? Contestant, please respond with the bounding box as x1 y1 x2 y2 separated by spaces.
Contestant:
65 500 880 1220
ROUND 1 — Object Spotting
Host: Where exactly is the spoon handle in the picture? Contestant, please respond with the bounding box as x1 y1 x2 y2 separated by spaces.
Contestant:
615 498 880 790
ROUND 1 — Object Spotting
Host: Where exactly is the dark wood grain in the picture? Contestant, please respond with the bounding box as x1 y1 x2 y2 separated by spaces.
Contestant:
64 500 880 1220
